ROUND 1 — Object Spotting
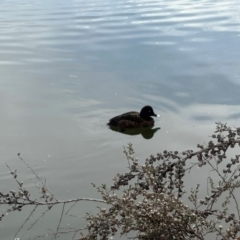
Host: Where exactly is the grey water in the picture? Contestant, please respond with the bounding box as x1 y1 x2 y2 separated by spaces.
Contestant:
1 0 240 239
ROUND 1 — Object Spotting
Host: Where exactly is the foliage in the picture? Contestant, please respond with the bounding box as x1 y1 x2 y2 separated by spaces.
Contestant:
81 122 240 240
1 122 240 240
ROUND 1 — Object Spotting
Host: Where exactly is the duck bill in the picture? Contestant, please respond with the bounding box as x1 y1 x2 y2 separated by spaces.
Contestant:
153 113 160 118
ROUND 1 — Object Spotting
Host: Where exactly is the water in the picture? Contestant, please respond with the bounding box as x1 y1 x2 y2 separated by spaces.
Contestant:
1 0 240 239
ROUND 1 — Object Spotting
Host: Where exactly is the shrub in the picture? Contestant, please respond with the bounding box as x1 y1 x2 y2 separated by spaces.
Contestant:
1 122 240 240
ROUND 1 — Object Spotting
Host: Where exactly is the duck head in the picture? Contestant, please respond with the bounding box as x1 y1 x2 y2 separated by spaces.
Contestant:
140 106 160 120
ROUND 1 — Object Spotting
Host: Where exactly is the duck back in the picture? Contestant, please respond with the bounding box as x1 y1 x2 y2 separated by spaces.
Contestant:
108 111 154 128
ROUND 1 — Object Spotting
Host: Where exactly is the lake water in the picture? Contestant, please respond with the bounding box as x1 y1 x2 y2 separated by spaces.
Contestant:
1 0 240 239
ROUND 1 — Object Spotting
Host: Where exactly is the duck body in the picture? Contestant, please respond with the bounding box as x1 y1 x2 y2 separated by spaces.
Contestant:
108 106 160 129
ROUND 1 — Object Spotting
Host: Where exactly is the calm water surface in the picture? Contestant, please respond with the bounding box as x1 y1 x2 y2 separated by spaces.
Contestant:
1 0 240 239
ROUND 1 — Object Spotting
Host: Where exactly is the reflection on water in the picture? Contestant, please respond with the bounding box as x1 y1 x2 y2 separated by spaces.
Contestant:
109 126 161 139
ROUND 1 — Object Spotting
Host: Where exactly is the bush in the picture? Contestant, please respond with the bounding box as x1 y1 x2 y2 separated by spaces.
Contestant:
1 122 240 240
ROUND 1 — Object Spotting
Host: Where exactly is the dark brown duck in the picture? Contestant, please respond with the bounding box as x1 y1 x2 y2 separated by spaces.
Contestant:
108 105 160 129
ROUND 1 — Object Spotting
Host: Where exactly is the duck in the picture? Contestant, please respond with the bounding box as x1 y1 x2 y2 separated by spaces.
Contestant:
107 105 160 129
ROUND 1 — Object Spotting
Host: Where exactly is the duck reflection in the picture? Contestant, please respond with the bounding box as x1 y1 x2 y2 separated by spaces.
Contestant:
109 126 160 139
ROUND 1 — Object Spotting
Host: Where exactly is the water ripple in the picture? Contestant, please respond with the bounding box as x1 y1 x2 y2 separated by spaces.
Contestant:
0 0 239 64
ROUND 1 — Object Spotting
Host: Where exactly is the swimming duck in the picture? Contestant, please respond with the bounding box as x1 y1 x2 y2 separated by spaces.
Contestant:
108 105 160 129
